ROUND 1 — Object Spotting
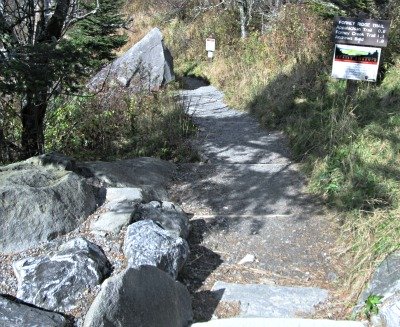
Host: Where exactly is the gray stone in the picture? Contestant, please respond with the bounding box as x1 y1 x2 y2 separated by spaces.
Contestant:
377 293 400 327
88 28 174 92
0 152 77 173
105 187 143 204
0 295 69 327
91 210 134 235
83 157 176 201
134 201 190 238
212 281 329 318
90 187 144 235
357 251 400 327
0 158 98 254
192 318 367 327
83 266 193 327
358 251 400 303
123 220 189 279
13 237 111 312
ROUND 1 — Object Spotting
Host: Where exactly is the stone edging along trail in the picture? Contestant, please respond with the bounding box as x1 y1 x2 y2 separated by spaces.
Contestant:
171 78 346 320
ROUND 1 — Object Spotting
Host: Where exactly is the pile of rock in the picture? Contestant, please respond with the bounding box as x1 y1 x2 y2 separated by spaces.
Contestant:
0 153 193 326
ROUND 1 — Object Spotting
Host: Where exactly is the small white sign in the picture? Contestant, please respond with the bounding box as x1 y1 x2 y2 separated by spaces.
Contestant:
207 51 214 59
331 44 381 82
206 38 216 52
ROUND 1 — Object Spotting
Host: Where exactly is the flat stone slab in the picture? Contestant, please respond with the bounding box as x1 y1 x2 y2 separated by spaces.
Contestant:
212 281 329 318
105 187 143 203
192 318 367 327
91 187 143 235
91 210 133 235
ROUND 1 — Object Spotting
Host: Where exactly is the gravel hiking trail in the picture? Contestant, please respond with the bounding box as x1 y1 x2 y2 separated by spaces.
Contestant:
170 78 345 320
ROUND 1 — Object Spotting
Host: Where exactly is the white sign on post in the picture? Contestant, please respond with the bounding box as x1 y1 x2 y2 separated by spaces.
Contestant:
331 44 381 82
206 38 216 52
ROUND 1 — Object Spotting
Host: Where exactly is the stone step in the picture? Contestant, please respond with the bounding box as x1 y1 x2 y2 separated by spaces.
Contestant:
192 318 367 327
212 282 329 318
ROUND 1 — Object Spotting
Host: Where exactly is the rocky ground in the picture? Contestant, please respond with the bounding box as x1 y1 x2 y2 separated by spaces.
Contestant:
171 78 347 321
0 78 398 327
0 156 192 326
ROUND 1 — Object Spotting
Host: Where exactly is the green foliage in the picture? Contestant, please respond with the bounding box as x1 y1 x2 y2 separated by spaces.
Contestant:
45 88 198 162
364 294 383 318
68 0 128 73
164 8 240 77
0 0 127 158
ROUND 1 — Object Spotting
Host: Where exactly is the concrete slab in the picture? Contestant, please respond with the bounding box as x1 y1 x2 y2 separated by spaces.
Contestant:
105 187 143 203
212 281 329 318
192 318 367 327
91 210 134 235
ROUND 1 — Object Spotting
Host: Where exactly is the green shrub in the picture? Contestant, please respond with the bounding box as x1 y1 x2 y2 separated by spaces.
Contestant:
45 87 197 162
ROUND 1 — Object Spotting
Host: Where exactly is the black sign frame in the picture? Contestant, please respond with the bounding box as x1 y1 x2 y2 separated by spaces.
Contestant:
333 17 390 47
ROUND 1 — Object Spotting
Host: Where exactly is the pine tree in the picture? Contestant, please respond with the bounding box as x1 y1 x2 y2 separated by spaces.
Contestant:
0 0 127 159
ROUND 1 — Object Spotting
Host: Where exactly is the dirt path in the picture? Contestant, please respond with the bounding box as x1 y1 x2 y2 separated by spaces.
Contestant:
170 78 344 320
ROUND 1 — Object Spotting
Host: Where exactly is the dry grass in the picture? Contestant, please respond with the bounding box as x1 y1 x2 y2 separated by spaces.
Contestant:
124 1 400 317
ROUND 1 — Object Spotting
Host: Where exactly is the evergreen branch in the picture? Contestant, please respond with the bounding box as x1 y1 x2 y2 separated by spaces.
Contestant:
68 0 100 24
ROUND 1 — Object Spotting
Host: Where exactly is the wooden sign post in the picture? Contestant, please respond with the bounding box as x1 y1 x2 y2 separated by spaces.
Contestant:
206 37 216 61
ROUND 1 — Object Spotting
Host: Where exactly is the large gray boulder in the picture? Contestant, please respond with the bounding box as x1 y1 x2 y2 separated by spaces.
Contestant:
134 201 190 239
1 152 77 172
88 27 175 92
0 157 99 254
13 237 111 312
124 220 189 279
0 295 69 327
83 157 176 201
83 266 193 327
356 251 400 327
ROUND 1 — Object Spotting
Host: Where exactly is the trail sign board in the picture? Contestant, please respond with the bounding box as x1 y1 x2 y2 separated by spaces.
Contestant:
334 17 390 47
331 44 381 82
206 38 216 52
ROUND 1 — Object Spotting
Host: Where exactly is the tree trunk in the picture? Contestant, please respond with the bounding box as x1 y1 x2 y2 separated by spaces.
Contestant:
0 128 6 162
238 1 248 39
20 91 47 159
